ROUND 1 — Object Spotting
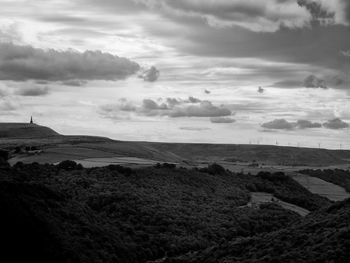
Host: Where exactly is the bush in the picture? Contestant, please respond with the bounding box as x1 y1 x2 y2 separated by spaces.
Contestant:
57 160 82 171
199 163 226 175
107 165 133 176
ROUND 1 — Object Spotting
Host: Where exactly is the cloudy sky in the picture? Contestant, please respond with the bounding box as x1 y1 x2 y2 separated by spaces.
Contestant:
0 0 350 149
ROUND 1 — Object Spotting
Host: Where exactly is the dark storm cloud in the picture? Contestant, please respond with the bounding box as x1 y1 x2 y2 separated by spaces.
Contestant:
210 117 236 123
0 42 140 81
134 0 311 32
39 0 350 81
303 75 327 89
323 118 349 129
141 13 350 79
15 86 49 96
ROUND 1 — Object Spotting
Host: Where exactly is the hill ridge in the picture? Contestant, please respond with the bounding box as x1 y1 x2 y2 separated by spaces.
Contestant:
0 122 59 138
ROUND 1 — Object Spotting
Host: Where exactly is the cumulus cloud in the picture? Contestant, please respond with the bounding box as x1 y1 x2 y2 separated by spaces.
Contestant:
140 66 160 82
303 75 327 89
261 119 295 130
323 118 349 129
258 86 264 93
296 119 322 129
100 98 137 115
187 96 201 103
262 118 323 130
210 117 236 123
166 98 181 107
142 99 168 110
15 86 49 96
168 101 231 118
0 42 140 81
99 97 232 119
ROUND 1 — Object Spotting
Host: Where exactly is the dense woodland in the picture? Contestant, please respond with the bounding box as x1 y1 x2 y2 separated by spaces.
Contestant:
0 160 348 263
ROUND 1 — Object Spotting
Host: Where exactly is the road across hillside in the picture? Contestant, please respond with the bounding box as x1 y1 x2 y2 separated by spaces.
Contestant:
244 192 310 216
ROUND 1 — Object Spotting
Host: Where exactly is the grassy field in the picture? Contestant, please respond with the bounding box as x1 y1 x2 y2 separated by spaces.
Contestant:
292 173 350 201
2 123 350 168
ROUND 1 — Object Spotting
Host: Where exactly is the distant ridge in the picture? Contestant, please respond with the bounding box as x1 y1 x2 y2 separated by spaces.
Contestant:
1 122 350 167
0 123 59 138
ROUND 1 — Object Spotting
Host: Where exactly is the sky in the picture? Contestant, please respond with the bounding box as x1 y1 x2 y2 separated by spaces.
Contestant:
0 0 350 149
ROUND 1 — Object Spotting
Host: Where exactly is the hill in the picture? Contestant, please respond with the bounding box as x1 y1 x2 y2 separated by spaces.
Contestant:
1 122 350 167
170 198 350 263
140 142 350 166
0 123 59 138
0 162 330 263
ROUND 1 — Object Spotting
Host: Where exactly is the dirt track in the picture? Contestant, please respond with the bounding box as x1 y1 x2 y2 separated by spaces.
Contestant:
249 192 310 216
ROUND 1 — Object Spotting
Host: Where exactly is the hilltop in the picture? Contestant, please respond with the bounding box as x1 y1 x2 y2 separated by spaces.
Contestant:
0 123 59 138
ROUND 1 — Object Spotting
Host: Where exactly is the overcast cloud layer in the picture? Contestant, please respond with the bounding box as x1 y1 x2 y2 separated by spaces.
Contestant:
0 0 349 149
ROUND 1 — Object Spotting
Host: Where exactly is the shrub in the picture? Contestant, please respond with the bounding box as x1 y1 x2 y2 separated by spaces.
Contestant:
57 160 82 171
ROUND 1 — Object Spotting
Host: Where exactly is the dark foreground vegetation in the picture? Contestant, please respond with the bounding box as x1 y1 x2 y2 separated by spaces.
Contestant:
300 168 350 193
170 198 350 263
0 161 347 263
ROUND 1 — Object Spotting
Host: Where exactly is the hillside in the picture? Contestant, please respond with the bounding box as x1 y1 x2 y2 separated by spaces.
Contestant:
1 122 350 167
0 123 59 138
170 199 350 263
0 162 331 263
141 142 350 166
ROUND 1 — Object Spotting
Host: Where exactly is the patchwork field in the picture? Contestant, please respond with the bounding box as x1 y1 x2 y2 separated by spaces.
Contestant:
292 173 350 201
73 157 164 168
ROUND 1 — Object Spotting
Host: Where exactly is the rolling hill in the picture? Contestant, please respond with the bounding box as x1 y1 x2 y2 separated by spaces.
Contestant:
1 122 350 167
0 123 59 138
